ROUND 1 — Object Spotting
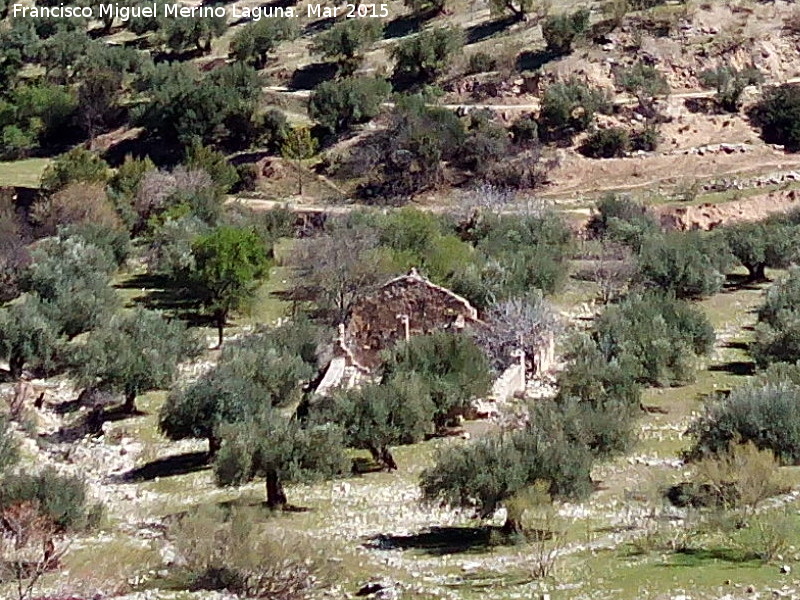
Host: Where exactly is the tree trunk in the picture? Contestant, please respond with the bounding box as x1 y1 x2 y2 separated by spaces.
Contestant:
123 389 137 413
501 516 522 536
215 309 225 347
747 263 767 282
296 160 303 196
266 471 288 508
208 435 220 459
8 353 23 379
380 447 398 471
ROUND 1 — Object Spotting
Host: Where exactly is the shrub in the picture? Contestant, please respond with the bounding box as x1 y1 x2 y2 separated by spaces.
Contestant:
391 27 464 84
688 382 800 463
637 231 729 299
172 505 324 598
228 18 298 69
724 221 799 282
509 115 538 146
309 76 391 133
586 194 659 250
0 416 19 474
0 468 101 531
0 298 62 379
467 52 497 74
538 79 609 142
311 18 382 76
541 9 590 55
39 148 109 193
383 332 492 427
615 62 669 106
700 66 763 113
30 182 122 238
630 125 660 151
421 417 594 532
580 127 630 158
750 267 800 366
751 84 800 151
593 291 715 386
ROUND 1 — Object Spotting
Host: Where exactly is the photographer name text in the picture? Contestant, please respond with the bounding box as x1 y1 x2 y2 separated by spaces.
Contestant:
11 2 389 20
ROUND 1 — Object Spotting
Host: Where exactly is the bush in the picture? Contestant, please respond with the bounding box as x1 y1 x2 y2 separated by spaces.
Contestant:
587 194 659 250
0 416 19 474
637 231 729 299
30 182 122 238
172 505 324 598
309 76 391 133
0 468 102 531
593 291 715 386
750 268 800 366
580 127 630 158
421 416 594 531
391 27 464 84
700 66 763 113
688 382 800 464
538 79 609 142
39 148 109 193
467 52 497 74
311 18 382 76
509 115 538 146
383 332 492 427
228 18 297 69
724 221 799 282
751 83 800 151
541 9 590 55
630 125 660 151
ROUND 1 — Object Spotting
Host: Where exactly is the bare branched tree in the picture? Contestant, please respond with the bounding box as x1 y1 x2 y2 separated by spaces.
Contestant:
0 502 70 600
472 292 559 374
288 225 395 324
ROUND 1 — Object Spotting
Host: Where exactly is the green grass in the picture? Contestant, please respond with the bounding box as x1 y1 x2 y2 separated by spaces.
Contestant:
0 157 49 188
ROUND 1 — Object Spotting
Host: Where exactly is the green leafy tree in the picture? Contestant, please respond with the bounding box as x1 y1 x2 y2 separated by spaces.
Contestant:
159 11 227 54
580 127 630 158
309 76 390 133
421 419 593 532
587 194 659 251
312 372 435 470
160 326 315 455
688 382 800 464
489 0 537 21
77 69 122 141
700 66 763 113
541 9 590 55
383 332 492 428
24 236 119 338
281 126 318 195
750 267 800 367
615 62 669 112
73 309 201 413
214 409 349 508
229 18 298 69
185 141 239 193
191 226 270 346
751 84 800 151
637 231 730 299
312 19 383 76
724 221 800 282
0 298 61 379
391 27 463 85
40 148 109 193
592 291 715 386
538 79 609 142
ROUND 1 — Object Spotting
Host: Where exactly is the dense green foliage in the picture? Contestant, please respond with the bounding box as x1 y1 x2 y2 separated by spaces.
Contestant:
538 79 609 142
73 309 201 412
699 66 763 113
391 27 463 84
688 382 800 464
309 76 391 133
752 84 800 151
751 268 800 367
190 226 270 345
587 194 660 251
723 221 799 281
229 18 297 69
541 9 590 54
0 468 101 531
312 19 383 76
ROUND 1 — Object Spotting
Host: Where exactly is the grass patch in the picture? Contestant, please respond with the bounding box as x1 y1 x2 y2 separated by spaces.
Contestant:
0 157 49 188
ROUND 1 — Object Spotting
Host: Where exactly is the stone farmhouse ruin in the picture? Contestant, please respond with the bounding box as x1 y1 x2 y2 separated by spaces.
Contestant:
315 268 556 403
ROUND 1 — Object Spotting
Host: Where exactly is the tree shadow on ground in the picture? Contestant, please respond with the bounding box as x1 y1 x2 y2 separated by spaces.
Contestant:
115 273 211 327
383 10 436 40
661 547 760 566
303 15 337 37
722 274 769 293
119 451 210 483
514 49 556 72
364 526 517 555
708 358 755 376
289 62 338 90
39 404 145 444
465 16 516 45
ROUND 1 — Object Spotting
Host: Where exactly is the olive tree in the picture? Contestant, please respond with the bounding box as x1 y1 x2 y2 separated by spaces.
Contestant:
311 19 383 76
724 221 799 282
72 309 201 413
311 372 435 470
0 298 61 379
391 27 463 85
213 410 349 508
